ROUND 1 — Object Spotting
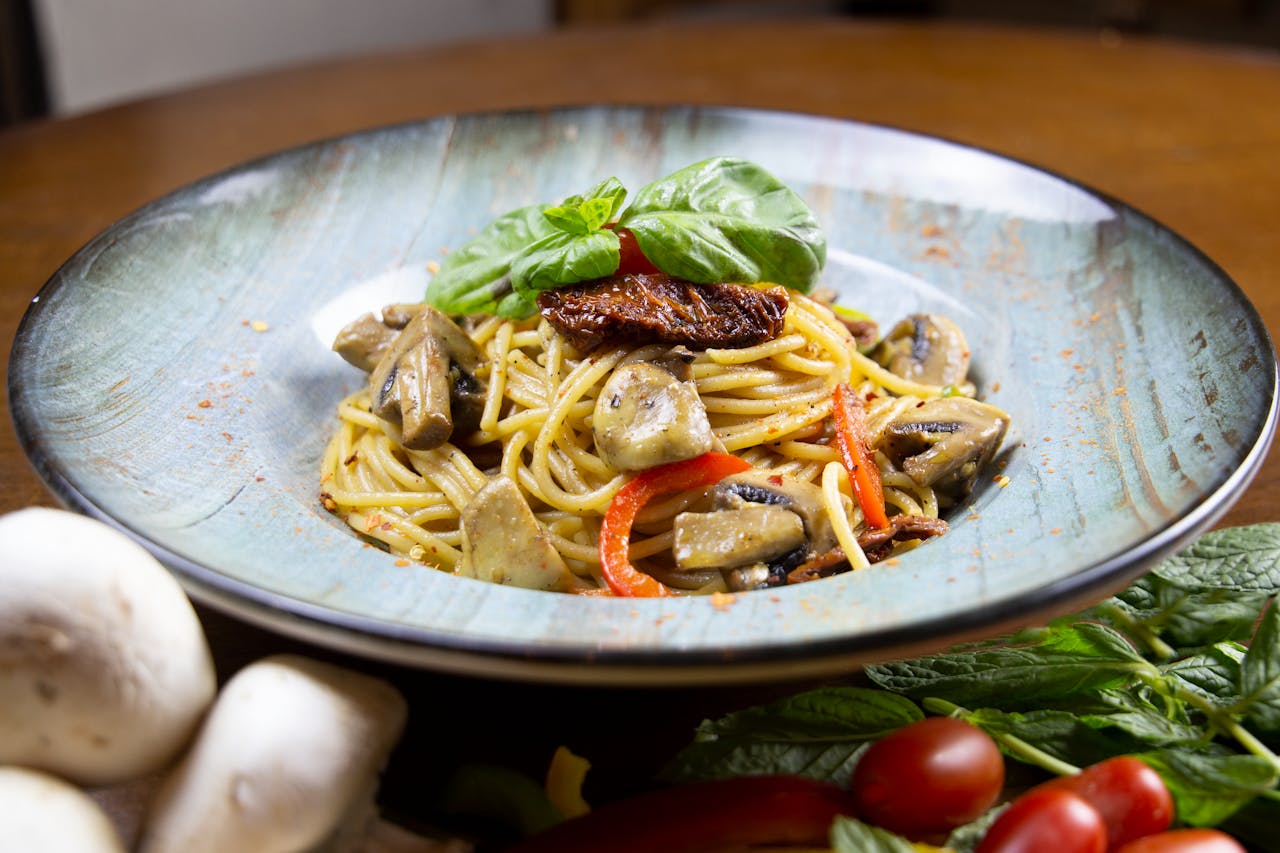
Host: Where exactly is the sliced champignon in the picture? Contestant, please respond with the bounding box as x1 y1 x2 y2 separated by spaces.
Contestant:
138 655 407 853
332 303 429 373
672 505 806 571
710 470 839 556
456 476 579 591
365 305 486 450
873 314 971 388
0 508 216 788
0 766 126 853
592 361 714 472
879 397 1010 503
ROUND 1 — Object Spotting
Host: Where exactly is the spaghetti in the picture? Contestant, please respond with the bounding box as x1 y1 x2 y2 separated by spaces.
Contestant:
320 289 1006 595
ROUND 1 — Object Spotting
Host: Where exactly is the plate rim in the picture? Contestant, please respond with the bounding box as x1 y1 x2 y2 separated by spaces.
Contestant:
9 103 1278 685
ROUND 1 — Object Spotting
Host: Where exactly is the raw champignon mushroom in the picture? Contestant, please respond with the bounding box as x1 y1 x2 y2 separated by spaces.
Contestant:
0 508 216 787
339 304 485 450
0 766 126 852
456 475 579 591
873 314 972 390
592 361 714 472
137 654 409 853
879 396 1010 504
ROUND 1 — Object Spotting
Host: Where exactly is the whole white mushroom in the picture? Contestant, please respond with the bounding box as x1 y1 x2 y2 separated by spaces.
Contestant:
138 654 410 853
0 765 126 852
0 507 217 786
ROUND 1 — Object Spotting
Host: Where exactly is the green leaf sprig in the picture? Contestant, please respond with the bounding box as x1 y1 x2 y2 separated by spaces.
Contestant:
423 157 826 318
661 523 1280 852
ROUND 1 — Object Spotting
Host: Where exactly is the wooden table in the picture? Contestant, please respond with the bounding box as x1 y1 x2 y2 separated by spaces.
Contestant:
3 17 1279 845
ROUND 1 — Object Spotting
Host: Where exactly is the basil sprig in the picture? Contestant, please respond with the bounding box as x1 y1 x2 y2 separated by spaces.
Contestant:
661 523 1280 852
424 157 826 318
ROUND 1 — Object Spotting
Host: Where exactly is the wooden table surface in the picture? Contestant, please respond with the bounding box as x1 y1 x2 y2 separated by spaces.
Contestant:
3 17 1280 845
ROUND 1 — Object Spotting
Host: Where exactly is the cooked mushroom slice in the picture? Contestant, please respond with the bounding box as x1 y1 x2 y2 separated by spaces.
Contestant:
710 470 839 555
880 397 1009 502
366 305 486 450
673 505 805 571
873 314 971 388
592 361 714 472
332 303 429 372
456 476 578 591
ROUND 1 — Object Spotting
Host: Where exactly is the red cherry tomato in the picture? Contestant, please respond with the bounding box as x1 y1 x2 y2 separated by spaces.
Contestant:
1113 828 1247 853
850 716 1005 838
614 227 660 275
976 788 1107 853
1041 756 1174 849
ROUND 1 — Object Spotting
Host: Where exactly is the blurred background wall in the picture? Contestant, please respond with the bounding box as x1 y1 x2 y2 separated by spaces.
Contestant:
2 0 1279 127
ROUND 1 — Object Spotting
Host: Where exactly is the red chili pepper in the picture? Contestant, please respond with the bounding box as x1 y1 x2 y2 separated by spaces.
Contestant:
831 383 890 529
599 452 751 597
504 775 851 853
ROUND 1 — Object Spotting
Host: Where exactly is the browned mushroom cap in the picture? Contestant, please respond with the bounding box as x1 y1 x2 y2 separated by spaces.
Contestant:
592 361 714 472
879 396 1009 503
331 303 426 373
873 314 971 388
364 306 485 450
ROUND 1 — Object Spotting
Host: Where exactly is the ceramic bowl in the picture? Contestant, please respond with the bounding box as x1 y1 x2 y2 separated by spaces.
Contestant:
10 106 1276 685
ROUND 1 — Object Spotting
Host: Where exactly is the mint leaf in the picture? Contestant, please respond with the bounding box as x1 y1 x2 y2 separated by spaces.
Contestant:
967 707 1140 767
829 816 917 853
659 687 921 784
1082 689 1205 748
1164 643 1246 704
1137 748 1278 826
1100 574 1269 648
865 623 1151 708
1154 524 1280 593
1239 602 1280 734
619 156 826 292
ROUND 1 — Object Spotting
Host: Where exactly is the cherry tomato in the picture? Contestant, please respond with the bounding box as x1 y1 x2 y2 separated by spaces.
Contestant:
1113 829 1247 853
850 716 1005 838
614 227 661 275
976 788 1107 853
1041 756 1174 849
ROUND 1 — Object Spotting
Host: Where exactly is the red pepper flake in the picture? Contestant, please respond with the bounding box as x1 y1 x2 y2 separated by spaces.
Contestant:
1050 528 1062 534
343 452 359 466
197 399 212 408
320 492 338 511
222 432 233 442
394 559 410 567
711 591 738 611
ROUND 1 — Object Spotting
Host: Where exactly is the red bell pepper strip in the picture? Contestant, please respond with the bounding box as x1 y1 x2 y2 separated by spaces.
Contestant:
599 452 752 597
504 775 852 853
832 383 890 530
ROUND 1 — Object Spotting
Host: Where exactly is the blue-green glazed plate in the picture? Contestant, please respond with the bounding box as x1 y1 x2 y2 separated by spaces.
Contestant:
9 107 1276 685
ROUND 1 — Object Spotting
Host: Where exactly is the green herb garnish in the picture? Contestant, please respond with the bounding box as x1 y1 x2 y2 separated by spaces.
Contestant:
661 523 1280 852
423 157 826 318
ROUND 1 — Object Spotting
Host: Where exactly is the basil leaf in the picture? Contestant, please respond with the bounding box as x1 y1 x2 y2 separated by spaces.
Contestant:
425 204 558 316
425 177 627 318
659 687 921 785
510 228 620 299
542 177 626 235
619 156 826 292
865 623 1151 708
1239 601 1280 734
1154 523 1280 594
830 816 917 853
1137 748 1278 826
